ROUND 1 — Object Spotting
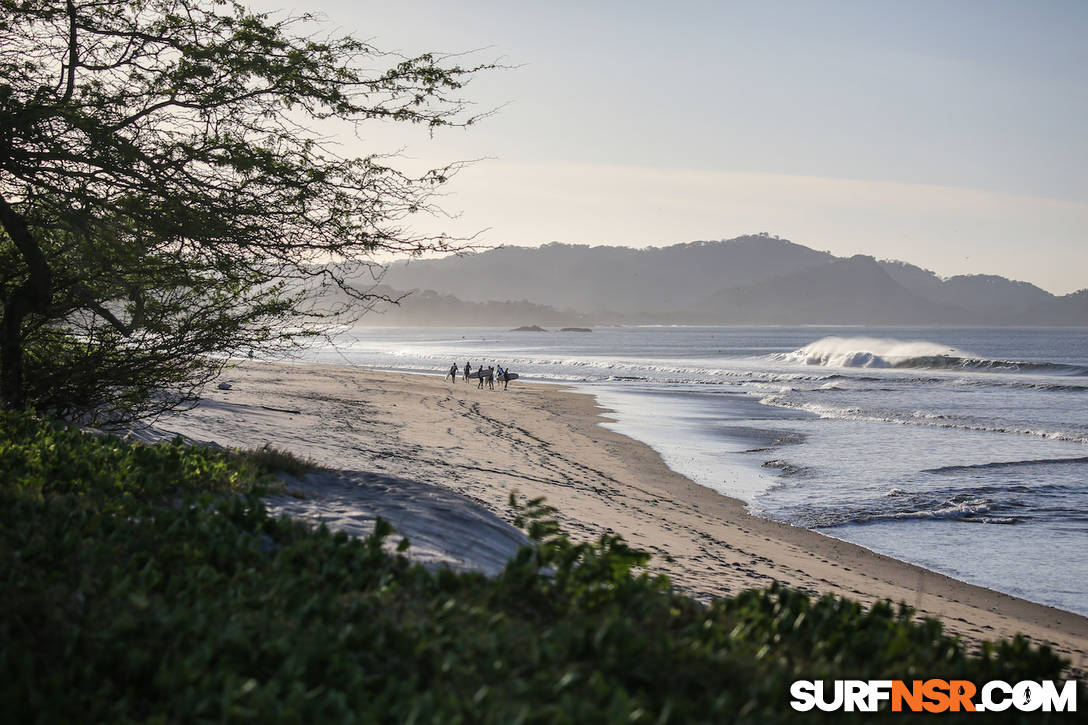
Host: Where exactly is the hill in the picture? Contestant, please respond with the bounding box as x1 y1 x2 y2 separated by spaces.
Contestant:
879 260 1054 323
355 286 591 327
1017 289 1088 326
373 235 1084 326
697 255 954 324
384 235 833 316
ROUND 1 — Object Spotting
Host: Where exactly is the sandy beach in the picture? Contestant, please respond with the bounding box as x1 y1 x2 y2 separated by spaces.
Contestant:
154 360 1088 674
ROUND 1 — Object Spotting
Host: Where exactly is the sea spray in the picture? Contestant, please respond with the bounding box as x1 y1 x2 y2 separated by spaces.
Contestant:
773 336 967 368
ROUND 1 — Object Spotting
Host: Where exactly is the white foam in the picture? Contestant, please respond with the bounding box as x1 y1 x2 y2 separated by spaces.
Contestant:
774 336 967 368
757 394 1088 444
862 499 1018 525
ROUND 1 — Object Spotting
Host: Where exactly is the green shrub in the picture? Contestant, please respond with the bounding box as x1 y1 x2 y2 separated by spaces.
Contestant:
233 443 321 478
0 411 1077 723
0 410 265 504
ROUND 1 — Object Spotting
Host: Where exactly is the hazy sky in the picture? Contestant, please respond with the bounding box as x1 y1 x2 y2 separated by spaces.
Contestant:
253 0 1086 294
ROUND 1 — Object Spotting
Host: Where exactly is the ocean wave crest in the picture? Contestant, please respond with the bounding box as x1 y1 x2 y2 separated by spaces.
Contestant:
896 355 1088 376
757 394 1088 444
804 496 1020 528
923 456 1088 474
848 498 1019 526
772 336 966 368
773 336 1088 376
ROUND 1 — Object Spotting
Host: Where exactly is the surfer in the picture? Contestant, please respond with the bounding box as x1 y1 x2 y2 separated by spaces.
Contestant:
477 366 485 389
464 361 471 383
486 366 495 390
445 363 457 382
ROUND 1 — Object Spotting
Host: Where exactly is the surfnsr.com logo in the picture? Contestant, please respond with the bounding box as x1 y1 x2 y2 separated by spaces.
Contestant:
790 679 1078 713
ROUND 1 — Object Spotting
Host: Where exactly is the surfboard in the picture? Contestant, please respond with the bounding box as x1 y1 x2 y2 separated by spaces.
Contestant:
466 370 516 381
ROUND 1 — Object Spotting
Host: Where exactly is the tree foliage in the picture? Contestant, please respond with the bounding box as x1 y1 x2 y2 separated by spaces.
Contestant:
0 0 490 421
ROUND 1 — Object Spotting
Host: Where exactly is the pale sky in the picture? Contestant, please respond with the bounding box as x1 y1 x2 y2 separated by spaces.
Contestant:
253 0 1087 294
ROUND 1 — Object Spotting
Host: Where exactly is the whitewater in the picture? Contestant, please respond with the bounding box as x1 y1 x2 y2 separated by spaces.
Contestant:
303 326 1088 616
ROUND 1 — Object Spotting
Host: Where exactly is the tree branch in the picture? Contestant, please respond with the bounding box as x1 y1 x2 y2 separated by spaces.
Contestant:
83 298 132 336
0 193 54 408
0 195 52 307
61 0 79 104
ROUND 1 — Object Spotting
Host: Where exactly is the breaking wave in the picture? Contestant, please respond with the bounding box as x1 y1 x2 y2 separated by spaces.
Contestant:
897 356 1088 376
774 336 1088 376
799 496 1021 528
757 394 1088 444
841 498 1019 526
923 456 1088 474
773 336 966 368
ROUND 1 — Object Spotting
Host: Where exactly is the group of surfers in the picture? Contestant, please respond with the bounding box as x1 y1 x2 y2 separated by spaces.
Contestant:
445 361 514 390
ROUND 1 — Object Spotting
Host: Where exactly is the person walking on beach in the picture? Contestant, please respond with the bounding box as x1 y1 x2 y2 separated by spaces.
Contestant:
477 365 485 389
464 361 471 383
486 366 495 390
445 363 457 382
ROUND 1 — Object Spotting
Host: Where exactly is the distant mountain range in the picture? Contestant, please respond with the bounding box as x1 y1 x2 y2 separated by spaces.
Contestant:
372 234 1086 326
346 286 590 327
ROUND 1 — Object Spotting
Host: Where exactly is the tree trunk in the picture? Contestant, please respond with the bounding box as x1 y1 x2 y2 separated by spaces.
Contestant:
0 195 52 409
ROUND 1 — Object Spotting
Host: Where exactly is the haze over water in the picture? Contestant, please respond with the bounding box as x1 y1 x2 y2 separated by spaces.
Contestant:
307 326 1088 615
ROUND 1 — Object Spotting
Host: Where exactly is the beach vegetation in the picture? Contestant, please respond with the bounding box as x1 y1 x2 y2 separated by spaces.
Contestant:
0 0 493 422
1 410 1076 723
234 442 321 478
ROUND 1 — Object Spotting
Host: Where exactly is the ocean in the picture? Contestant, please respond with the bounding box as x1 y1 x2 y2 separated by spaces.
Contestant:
303 326 1088 616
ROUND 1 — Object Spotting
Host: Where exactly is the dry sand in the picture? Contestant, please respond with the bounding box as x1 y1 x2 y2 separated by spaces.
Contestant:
153 360 1088 674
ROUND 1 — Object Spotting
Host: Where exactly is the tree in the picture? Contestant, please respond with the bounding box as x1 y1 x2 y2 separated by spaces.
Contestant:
0 0 490 421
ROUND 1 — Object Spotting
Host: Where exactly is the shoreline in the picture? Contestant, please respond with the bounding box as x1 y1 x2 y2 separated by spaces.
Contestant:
156 360 1088 674
589 380 1085 619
